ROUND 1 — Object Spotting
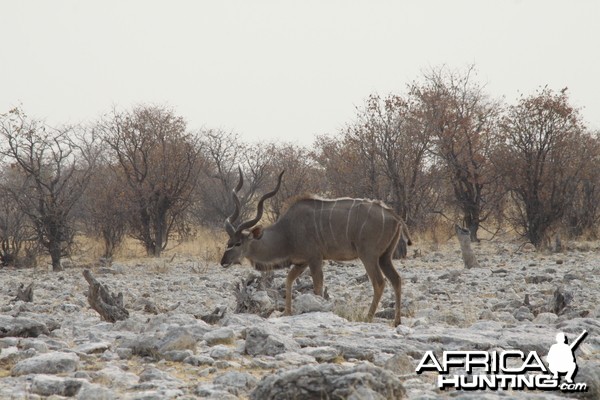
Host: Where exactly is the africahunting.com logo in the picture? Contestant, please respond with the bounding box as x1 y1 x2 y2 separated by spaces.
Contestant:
415 330 588 393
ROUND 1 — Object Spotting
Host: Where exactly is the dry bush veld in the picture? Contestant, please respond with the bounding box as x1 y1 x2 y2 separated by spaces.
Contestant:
412 66 504 242
2 68 599 270
95 105 205 257
0 108 99 271
496 87 594 248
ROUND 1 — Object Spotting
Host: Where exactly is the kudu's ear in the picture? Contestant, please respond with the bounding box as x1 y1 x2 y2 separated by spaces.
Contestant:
250 225 264 239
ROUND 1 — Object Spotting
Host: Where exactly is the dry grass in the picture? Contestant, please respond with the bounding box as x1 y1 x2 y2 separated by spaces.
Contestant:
57 225 226 268
169 227 226 261
6 225 225 272
71 235 106 261
412 215 457 247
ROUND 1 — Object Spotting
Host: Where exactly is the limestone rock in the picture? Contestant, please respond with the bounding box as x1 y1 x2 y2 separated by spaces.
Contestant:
384 352 416 375
156 326 198 353
250 363 406 399
76 384 117 400
0 315 50 338
213 371 259 394
203 327 235 345
30 374 86 397
573 360 600 399
293 293 330 314
95 365 140 388
245 325 300 356
195 383 239 399
11 352 79 376
300 346 340 362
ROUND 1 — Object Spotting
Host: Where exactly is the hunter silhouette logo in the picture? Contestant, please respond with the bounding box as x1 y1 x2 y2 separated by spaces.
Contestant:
546 330 587 384
415 330 589 392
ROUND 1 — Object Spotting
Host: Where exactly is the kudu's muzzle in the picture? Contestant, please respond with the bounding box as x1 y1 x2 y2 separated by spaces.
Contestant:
220 250 239 268
220 254 231 268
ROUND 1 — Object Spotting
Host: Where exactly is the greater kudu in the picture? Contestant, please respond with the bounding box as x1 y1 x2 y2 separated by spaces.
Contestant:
220 169 411 326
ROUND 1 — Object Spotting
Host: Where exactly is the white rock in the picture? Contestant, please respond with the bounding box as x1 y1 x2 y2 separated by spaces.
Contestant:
245 325 300 356
30 374 86 397
11 352 79 376
74 341 111 354
533 312 558 325
250 290 273 309
203 327 235 345
293 293 331 314
95 365 139 388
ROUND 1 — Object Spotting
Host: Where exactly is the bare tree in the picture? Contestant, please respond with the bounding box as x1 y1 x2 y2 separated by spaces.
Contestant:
356 94 439 229
314 133 381 199
0 108 98 270
80 162 129 258
99 105 204 257
196 130 272 227
263 142 324 220
195 130 245 226
411 66 503 241
0 166 37 266
562 133 600 238
496 87 589 247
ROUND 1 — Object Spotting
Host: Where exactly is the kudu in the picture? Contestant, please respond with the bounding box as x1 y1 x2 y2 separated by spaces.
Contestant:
220 169 412 326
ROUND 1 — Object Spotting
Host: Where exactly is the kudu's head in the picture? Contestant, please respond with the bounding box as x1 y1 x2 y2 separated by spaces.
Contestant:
220 169 284 268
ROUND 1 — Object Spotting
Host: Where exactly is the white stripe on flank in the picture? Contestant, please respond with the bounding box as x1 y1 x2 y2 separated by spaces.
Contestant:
329 199 338 246
313 202 321 247
358 201 374 243
346 199 356 242
376 204 385 246
319 201 325 246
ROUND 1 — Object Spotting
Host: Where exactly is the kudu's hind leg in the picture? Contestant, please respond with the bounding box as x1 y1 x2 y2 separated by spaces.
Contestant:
360 255 386 322
379 254 402 326
285 264 308 316
308 260 324 297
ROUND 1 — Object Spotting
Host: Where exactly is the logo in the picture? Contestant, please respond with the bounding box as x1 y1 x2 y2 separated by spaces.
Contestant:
415 330 588 393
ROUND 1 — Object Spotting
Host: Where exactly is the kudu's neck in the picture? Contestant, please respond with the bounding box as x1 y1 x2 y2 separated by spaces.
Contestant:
247 223 289 264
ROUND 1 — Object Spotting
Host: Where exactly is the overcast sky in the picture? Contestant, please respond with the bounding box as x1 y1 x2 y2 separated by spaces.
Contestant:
1 1 598 146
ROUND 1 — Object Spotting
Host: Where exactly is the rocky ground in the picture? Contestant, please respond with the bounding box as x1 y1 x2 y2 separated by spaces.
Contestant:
1 238 599 399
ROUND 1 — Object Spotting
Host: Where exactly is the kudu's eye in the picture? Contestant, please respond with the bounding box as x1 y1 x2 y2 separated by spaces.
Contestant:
226 241 240 250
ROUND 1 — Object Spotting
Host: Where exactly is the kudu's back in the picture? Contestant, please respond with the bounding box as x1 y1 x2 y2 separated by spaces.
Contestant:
278 196 402 262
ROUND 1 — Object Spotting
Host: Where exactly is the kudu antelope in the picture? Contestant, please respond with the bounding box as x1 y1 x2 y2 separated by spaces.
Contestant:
220 169 412 326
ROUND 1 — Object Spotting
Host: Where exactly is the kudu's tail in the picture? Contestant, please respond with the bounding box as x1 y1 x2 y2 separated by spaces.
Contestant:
381 220 405 262
400 219 412 246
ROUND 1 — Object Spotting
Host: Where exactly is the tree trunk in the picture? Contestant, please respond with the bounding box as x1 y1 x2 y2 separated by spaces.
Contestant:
102 231 115 259
463 208 480 243
455 225 480 269
154 220 163 257
468 220 479 243
527 216 544 249
49 240 63 271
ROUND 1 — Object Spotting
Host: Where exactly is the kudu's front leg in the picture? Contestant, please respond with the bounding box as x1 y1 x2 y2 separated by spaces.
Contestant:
285 264 307 315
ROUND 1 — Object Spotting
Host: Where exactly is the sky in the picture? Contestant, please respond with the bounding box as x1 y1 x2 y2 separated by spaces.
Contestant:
1 1 599 146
